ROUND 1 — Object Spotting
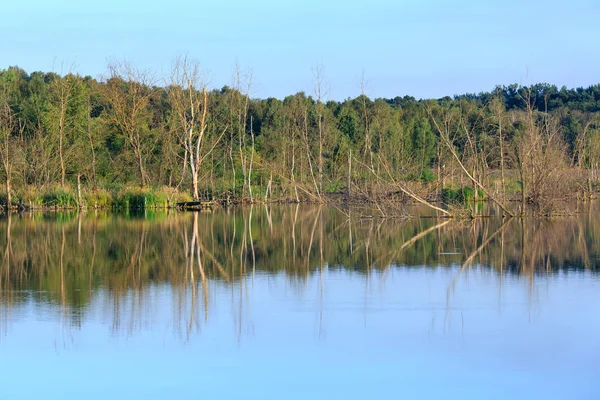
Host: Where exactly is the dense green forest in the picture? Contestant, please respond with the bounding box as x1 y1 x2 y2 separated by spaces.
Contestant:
1 61 599 215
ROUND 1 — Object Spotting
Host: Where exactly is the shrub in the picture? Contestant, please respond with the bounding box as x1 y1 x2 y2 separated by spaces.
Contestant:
419 169 436 183
14 186 44 207
442 185 487 203
42 186 79 208
326 181 346 194
84 188 113 208
114 186 192 209
405 169 436 183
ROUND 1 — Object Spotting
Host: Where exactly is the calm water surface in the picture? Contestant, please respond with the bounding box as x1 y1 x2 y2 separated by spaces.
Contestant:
0 205 599 399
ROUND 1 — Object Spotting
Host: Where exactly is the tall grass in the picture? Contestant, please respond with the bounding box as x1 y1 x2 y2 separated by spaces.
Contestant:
114 186 192 210
442 185 487 203
1 185 193 210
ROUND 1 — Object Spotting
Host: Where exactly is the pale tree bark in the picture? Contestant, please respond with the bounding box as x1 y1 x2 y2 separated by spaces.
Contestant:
169 56 226 200
491 99 506 200
347 149 351 198
291 123 299 202
312 64 328 198
359 70 374 173
231 62 252 200
514 88 568 215
371 154 453 217
57 78 70 187
102 60 156 186
248 116 255 203
300 100 320 199
0 85 15 208
86 94 97 187
574 120 599 198
48 62 81 188
428 103 514 217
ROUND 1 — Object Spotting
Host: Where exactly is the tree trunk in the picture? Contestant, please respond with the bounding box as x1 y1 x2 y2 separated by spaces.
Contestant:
519 158 526 217
347 149 352 198
318 113 323 196
5 174 10 209
499 115 505 201
136 147 146 186
77 174 83 209
59 114 65 187
248 116 254 203
87 96 97 187
192 170 199 200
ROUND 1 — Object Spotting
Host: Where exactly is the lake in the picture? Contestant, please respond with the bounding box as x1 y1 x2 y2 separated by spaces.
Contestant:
0 205 598 399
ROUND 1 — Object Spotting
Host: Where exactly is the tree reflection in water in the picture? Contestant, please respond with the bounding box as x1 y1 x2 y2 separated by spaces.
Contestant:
0 204 599 343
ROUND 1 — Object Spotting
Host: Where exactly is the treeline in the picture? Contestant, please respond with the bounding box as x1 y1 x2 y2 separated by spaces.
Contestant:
1 60 599 214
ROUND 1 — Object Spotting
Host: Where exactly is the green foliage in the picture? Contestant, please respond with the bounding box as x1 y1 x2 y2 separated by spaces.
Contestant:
1 186 82 208
84 188 113 208
442 186 487 203
1 65 600 207
42 187 79 208
114 187 192 209
503 179 522 196
0 192 10 205
441 187 462 203
406 169 436 183
420 170 436 183
2 185 194 210
114 187 166 209
326 181 346 194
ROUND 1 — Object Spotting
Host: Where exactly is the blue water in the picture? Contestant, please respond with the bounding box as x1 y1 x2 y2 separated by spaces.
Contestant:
0 209 599 399
1 268 597 399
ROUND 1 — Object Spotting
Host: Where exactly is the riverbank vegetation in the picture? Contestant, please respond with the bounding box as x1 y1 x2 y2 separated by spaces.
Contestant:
1 60 599 215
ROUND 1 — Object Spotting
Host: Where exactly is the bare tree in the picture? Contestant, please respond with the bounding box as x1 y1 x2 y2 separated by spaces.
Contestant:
489 96 507 200
428 101 515 217
230 61 253 200
515 86 571 215
359 70 374 172
0 84 15 207
168 56 224 200
47 64 77 187
85 90 98 187
312 64 329 197
101 60 156 186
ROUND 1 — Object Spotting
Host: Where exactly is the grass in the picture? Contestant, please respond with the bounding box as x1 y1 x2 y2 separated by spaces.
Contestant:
442 185 487 203
1 185 193 210
114 186 193 209
84 188 113 208
42 187 79 208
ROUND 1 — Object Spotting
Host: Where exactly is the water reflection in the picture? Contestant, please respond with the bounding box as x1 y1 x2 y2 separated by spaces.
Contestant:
0 205 599 342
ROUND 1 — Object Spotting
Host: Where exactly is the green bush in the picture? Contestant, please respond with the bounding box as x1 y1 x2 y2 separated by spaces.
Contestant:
326 181 346 194
441 187 462 203
114 186 192 209
84 189 113 208
419 169 436 183
405 169 436 183
442 186 487 203
14 187 44 207
42 187 79 208
3 185 193 210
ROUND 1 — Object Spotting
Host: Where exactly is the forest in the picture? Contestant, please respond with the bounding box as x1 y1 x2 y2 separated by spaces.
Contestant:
1 59 599 216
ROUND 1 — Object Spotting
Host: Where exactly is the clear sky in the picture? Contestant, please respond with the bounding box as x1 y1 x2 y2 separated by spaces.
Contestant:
1 0 598 100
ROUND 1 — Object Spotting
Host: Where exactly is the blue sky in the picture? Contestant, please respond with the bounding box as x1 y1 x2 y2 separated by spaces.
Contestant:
1 0 598 99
